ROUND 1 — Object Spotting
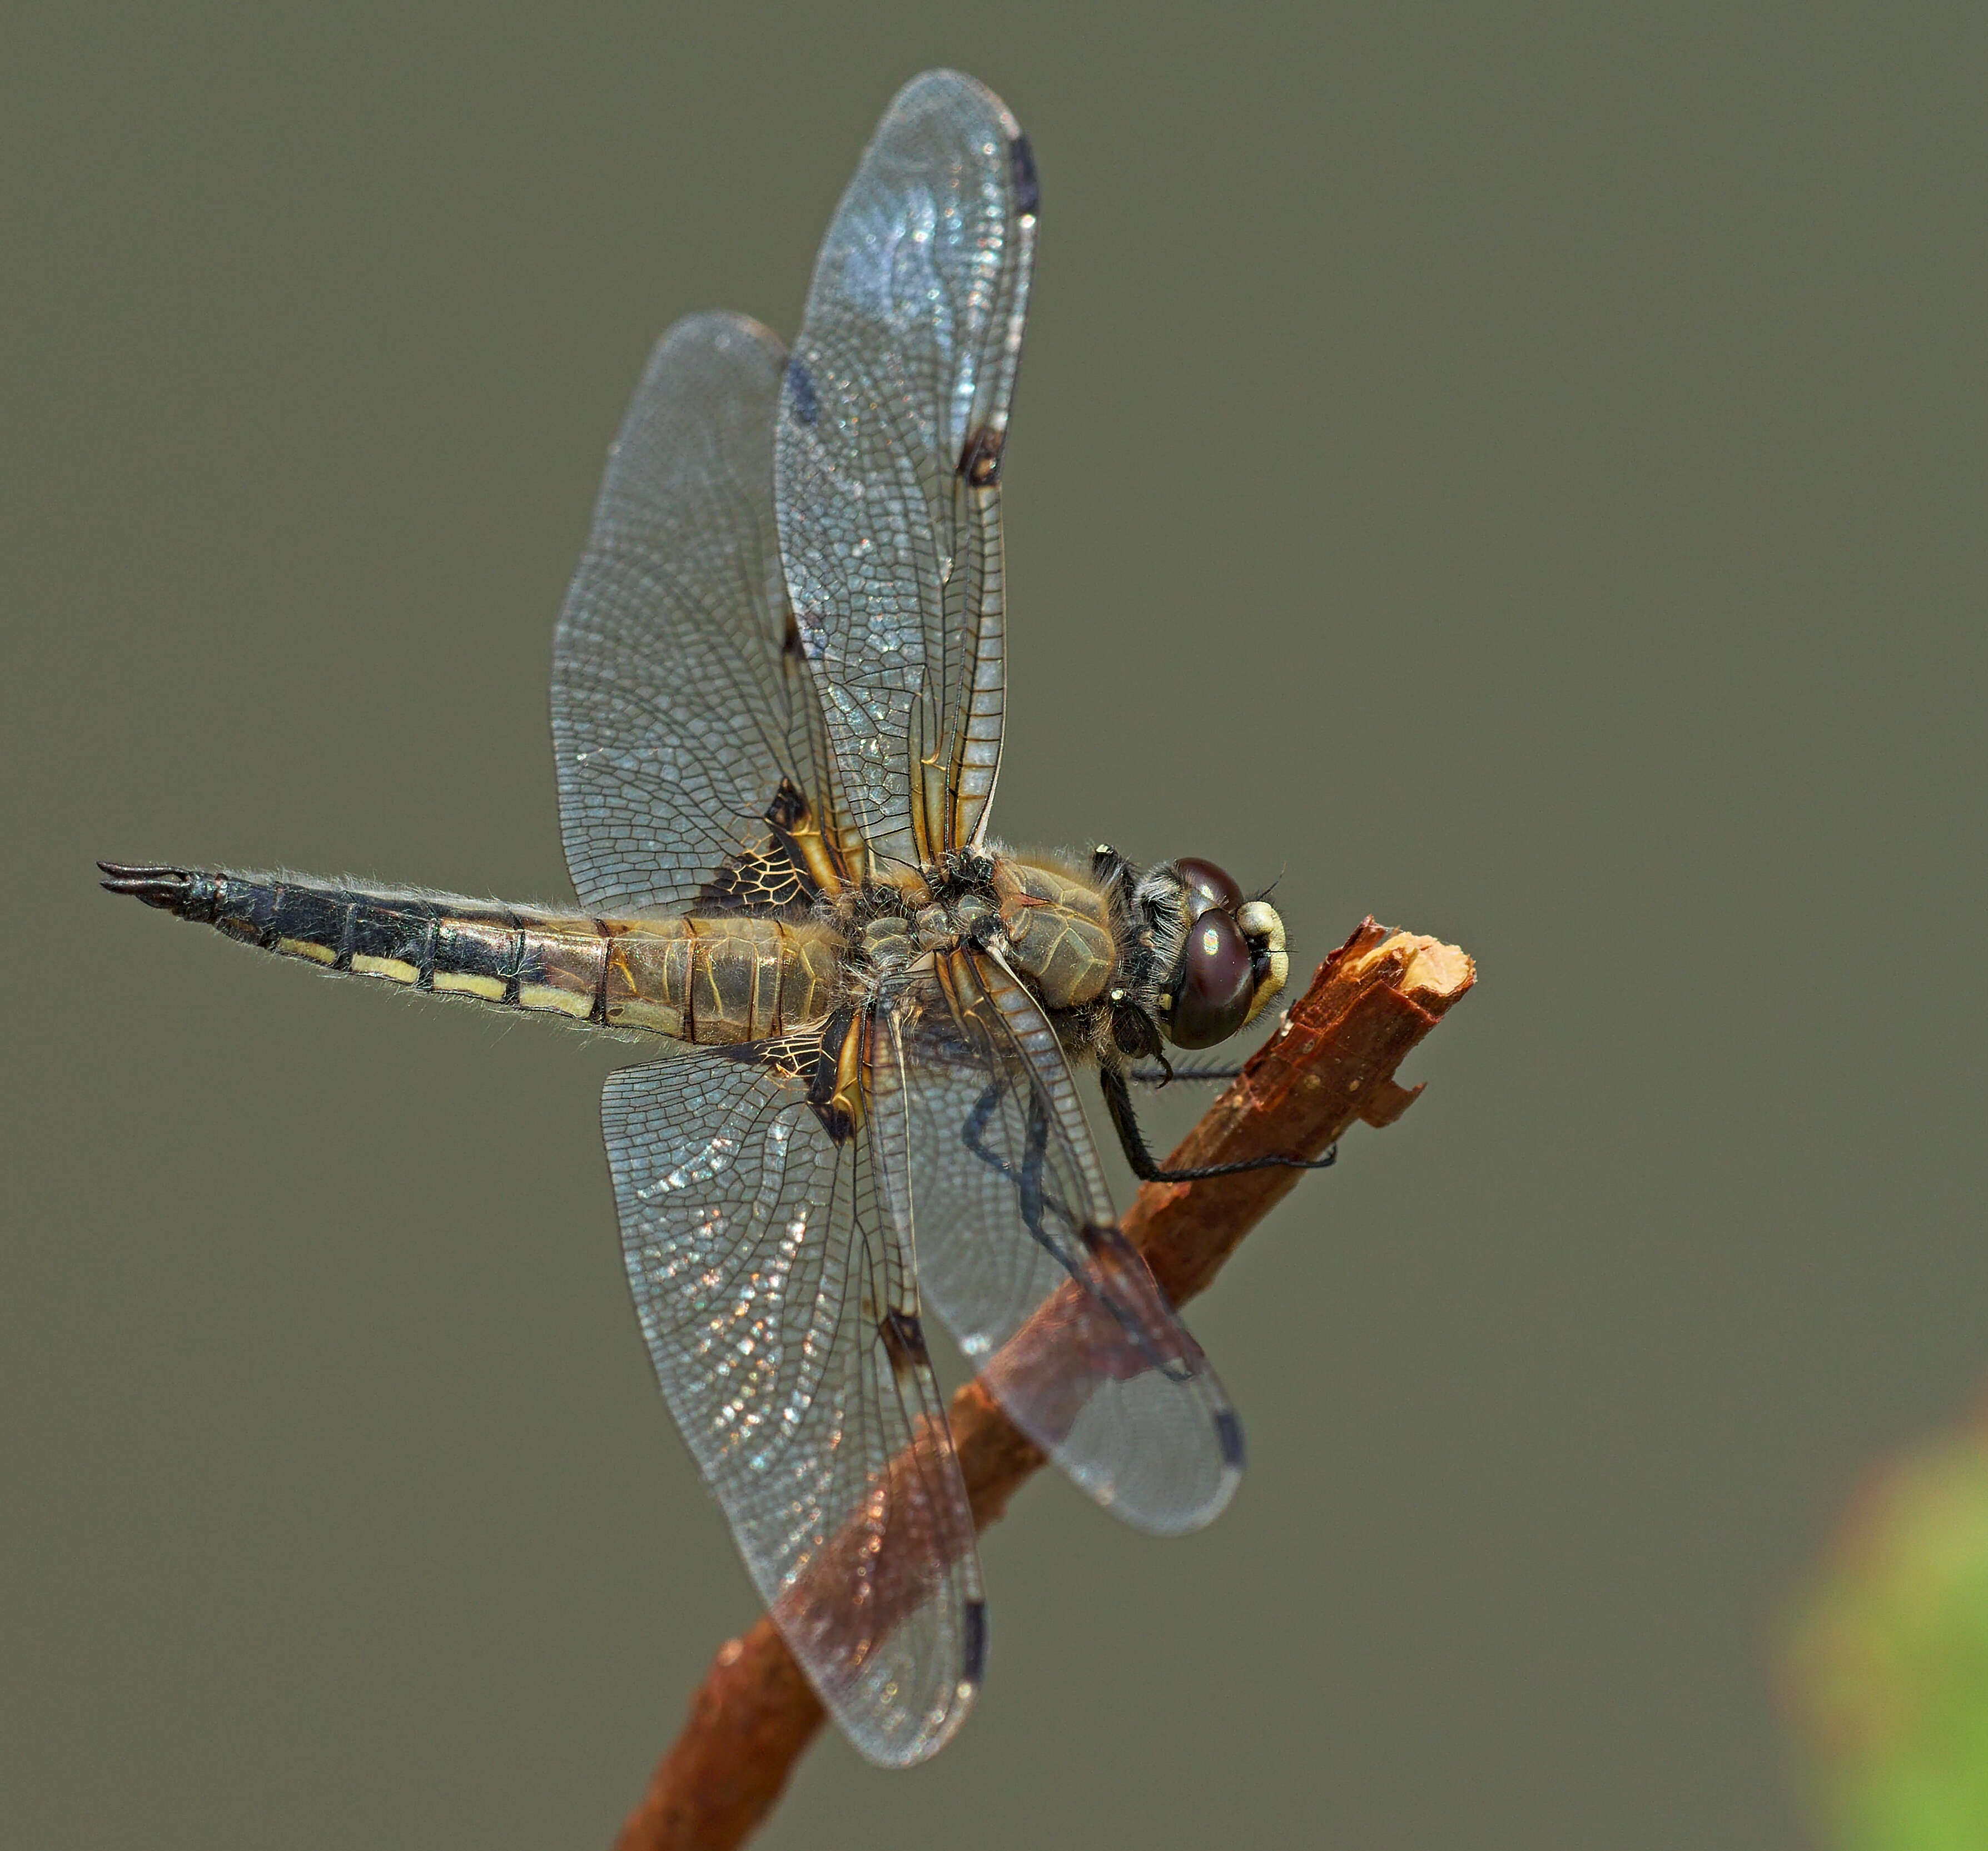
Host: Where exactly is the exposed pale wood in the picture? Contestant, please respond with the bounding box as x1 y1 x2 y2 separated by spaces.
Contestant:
613 919 1475 1851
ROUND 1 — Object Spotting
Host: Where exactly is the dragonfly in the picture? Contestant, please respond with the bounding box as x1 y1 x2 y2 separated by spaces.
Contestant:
100 69 1333 1766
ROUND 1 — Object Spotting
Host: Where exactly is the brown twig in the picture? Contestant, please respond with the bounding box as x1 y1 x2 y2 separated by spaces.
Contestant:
613 919 1475 1851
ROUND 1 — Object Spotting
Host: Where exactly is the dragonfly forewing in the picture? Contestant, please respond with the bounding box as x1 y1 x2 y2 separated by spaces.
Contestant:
776 69 1036 870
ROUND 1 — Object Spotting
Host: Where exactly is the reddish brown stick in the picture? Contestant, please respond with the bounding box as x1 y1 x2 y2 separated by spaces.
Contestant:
613 919 1475 1851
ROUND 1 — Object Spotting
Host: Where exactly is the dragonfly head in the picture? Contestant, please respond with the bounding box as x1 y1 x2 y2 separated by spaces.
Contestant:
1147 857 1289 1049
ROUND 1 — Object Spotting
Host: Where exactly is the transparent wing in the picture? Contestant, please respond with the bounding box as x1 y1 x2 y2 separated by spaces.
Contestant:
907 950 1245 1535
776 69 1037 872
553 311 848 914
602 1035 982 1767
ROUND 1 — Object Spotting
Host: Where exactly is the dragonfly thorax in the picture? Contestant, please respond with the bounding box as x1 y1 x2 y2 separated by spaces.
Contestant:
834 851 1116 1013
854 845 1291 1067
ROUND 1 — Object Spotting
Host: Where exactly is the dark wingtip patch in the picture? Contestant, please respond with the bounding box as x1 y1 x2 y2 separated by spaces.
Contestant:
1009 134 1039 218
958 426 1005 486
961 1599 988 1688
1215 1408 1247 1471
785 357 819 425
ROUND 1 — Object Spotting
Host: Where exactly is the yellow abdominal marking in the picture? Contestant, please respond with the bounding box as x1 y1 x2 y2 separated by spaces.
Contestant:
433 971 506 1001
351 953 419 983
279 937 337 965
604 996 685 1036
519 982 594 1017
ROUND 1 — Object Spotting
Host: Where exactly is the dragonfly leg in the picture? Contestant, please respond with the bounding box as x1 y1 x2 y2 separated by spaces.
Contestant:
961 1081 1059 1247
1126 1061 1245 1087
1100 1065 1338 1183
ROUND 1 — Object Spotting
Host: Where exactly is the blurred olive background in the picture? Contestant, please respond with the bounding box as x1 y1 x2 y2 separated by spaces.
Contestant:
4 5 1982 1848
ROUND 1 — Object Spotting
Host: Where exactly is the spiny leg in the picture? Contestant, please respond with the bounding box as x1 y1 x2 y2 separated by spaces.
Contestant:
1100 1064 1338 1184
1127 1061 1246 1086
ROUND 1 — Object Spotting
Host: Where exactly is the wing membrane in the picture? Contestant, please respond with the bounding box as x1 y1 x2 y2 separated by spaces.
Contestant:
602 1038 981 1767
553 312 848 913
908 951 1245 1535
776 69 1036 870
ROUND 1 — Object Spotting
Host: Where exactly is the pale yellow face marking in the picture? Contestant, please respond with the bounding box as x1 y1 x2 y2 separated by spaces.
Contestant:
1238 900 1291 1028
434 971 506 1002
518 982 593 1018
1236 900 1285 952
278 937 337 965
351 953 419 984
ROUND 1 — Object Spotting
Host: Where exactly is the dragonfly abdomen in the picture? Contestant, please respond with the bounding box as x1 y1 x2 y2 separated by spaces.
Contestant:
98 864 841 1041
602 912 840 1042
99 864 607 1018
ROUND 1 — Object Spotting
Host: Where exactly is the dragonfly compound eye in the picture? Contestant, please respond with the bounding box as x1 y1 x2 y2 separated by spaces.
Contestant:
1175 857 1242 920
1164 907 1255 1048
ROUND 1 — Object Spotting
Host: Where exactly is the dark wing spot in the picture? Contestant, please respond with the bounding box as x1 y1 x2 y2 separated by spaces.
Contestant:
958 426 1005 486
1008 133 1040 218
805 1007 858 1143
785 357 818 426
1076 1219 1114 1258
805 1008 851 1104
765 777 809 833
697 779 827 915
716 1032 817 1088
782 609 804 659
878 1310 930 1379
695 844 811 916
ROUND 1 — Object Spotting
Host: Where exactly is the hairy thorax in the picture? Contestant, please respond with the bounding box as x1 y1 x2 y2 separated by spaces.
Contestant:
983 855 1114 1008
836 849 1114 1005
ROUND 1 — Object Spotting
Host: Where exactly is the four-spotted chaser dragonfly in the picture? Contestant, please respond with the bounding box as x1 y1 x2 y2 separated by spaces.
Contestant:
101 70 1330 1765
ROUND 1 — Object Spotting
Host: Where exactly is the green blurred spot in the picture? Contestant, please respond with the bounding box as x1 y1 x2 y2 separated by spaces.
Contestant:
1785 1405 1988 1851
